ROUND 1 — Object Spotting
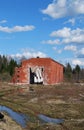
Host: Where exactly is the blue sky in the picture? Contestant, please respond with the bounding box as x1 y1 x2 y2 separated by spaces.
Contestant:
0 0 84 67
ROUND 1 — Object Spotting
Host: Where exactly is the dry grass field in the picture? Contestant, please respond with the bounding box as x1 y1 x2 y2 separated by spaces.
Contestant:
0 82 84 130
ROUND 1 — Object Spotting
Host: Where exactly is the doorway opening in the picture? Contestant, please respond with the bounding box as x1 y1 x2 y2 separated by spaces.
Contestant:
30 67 43 84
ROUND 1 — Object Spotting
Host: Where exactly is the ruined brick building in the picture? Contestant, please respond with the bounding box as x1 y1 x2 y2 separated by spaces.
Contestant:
12 57 64 85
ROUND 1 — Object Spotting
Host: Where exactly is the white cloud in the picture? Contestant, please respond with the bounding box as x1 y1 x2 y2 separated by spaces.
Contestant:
64 45 77 51
77 48 84 58
0 20 7 24
70 0 84 14
42 39 60 44
50 27 84 44
79 48 84 55
64 18 75 25
72 59 84 66
0 25 35 33
41 0 67 19
52 47 62 53
50 27 71 38
41 0 84 19
11 49 47 61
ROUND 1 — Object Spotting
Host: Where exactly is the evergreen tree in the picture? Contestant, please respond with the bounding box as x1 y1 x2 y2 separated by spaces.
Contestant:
0 55 18 81
0 55 2 71
8 59 17 76
64 63 72 81
74 64 80 82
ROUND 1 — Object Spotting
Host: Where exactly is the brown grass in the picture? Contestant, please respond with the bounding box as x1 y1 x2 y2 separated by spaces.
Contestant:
0 82 84 130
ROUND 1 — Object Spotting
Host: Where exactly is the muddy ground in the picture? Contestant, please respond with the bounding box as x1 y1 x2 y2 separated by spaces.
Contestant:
0 113 23 130
0 82 84 130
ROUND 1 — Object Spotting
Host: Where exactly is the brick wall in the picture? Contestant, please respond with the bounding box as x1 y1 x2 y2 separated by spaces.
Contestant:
11 58 64 85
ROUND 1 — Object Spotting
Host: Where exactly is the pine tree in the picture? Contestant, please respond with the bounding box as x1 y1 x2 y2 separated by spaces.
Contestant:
64 63 72 81
74 64 80 82
8 59 17 76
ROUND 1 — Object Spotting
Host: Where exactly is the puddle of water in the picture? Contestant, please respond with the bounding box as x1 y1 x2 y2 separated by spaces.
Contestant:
38 114 64 124
0 105 64 128
0 106 29 128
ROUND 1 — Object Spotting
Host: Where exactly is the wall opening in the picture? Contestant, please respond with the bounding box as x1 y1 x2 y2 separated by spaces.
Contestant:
30 67 43 84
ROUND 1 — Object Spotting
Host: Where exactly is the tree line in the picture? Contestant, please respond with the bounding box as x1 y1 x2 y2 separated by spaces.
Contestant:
0 55 84 82
64 63 84 82
0 55 18 81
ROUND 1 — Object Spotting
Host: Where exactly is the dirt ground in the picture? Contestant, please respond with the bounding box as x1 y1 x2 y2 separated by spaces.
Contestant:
0 82 84 130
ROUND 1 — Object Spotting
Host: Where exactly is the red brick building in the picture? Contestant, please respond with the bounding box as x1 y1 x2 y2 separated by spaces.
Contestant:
12 57 64 85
